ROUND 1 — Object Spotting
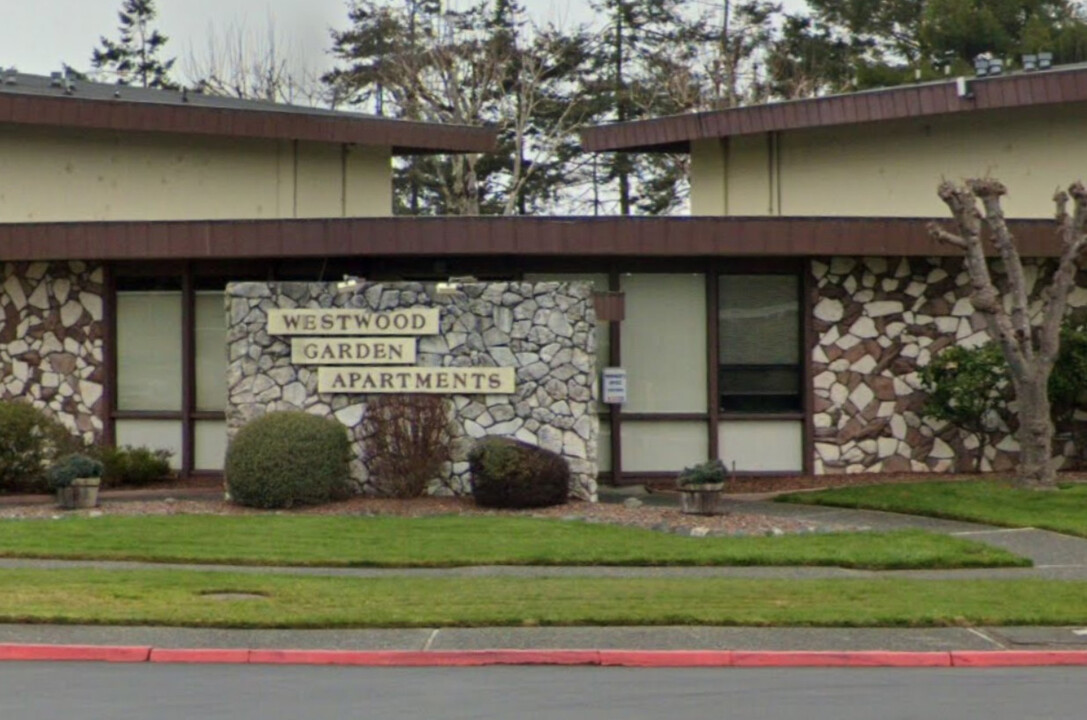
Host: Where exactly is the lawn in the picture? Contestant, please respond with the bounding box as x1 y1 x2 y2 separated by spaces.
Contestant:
0 515 1025 570
778 481 1087 538
0 568 1082 628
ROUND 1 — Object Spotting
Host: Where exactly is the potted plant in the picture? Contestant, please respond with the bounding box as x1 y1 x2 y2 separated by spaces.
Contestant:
48 453 104 510
676 459 728 515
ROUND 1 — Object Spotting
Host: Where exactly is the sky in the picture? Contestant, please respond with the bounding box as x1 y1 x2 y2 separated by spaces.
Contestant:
0 0 806 82
0 1 600 79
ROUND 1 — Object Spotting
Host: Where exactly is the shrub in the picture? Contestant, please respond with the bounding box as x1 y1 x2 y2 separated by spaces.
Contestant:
47 453 103 490
225 411 352 509
677 460 727 487
362 395 455 498
0 401 82 494
920 343 1010 472
468 436 570 509
92 445 173 488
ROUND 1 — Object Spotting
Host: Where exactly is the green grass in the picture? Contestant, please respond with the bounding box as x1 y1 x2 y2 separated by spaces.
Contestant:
0 515 1026 570
0 568 1081 628
778 481 1087 538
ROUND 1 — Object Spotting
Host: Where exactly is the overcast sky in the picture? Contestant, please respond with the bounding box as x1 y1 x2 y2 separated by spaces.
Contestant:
0 1 603 78
1 0 806 80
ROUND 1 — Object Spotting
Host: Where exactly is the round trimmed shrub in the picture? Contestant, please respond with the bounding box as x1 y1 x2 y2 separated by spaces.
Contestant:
0 400 82 494
468 436 570 509
225 411 352 509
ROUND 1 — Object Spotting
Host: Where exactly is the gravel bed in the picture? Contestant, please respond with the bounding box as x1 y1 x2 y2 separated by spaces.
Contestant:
0 495 858 537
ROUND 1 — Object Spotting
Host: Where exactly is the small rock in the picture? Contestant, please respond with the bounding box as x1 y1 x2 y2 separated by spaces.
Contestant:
689 527 710 538
622 497 643 509
88 510 103 518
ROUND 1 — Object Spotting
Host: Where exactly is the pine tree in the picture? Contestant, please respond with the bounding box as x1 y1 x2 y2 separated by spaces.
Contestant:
324 0 594 216
91 0 177 89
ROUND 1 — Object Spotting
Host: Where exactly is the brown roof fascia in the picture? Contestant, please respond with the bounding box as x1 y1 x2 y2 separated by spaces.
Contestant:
581 65 1087 152
0 216 1060 261
0 94 497 155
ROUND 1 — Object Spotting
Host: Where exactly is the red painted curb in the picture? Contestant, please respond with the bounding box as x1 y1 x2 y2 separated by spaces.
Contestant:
0 643 151 663
952 651 1087 667
5 644 1087 668
149 648 251 664
598 650 733 667
248 649 602 666
732 651 952 667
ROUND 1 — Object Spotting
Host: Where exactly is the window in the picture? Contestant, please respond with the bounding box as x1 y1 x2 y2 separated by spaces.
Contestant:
718 274 801 413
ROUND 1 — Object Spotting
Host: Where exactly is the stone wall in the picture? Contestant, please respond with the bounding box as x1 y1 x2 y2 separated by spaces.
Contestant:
225 281 599 500
811 257 1087 474
0 261 105 444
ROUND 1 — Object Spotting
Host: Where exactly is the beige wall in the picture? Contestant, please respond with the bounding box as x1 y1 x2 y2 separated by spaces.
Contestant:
0 124 392 222
691 102 1087 218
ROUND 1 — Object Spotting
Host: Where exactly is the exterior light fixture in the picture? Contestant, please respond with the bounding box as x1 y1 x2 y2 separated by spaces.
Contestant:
336 275 364 292
435 275 477 296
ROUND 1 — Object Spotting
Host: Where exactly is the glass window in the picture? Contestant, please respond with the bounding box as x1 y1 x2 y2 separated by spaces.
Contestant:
719 274 801 413
117 291 182 411
195 291 227 412
621 274 707 413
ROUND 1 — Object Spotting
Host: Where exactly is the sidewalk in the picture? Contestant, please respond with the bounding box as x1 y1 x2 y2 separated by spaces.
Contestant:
2 484 1087 666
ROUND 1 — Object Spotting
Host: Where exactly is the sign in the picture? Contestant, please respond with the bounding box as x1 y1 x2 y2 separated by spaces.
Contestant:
318 367 516 394
268 308 439 336
601 367 627 404
291 338 417 365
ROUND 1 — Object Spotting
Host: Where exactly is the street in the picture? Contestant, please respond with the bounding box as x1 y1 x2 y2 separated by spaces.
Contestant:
3 664 1083 719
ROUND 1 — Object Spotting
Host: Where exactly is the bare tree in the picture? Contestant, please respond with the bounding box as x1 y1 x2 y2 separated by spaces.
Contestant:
183 18 327 106
928 179 1087 488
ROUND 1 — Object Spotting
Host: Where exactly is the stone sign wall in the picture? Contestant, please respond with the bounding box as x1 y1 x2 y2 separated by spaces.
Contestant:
225 281 599 500
811 256 1087 474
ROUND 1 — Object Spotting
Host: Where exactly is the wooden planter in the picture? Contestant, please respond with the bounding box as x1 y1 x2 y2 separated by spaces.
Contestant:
56 477 101 510
678 482 725 516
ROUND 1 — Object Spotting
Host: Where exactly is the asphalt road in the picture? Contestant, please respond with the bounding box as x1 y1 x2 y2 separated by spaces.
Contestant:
3 665 1084 719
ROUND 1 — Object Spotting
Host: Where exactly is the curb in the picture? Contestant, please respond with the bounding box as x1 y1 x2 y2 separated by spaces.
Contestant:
3 644 1087 667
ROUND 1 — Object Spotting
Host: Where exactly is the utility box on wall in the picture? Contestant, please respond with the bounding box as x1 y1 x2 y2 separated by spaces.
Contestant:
225 281 599 500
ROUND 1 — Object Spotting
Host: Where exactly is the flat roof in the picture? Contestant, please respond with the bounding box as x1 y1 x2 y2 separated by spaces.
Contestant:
0 216 1060 261
581 63 1087 152
0 72 496 154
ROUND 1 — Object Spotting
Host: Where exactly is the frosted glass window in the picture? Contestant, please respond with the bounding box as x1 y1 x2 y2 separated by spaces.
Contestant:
115 420 182 470
621 274 707 413
622 422 708 472
195 292 227 412
719 421 803 472
117 292 182 411
719 274 801 413
195 420 228 471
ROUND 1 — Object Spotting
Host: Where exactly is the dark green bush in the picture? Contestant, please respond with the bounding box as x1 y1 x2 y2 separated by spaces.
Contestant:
47 453 103 489
0 401 82 494
468 436 570 509
92 445 173 488
225 411 353 509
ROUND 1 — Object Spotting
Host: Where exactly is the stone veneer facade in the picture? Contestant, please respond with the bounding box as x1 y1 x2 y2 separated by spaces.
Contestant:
0 261 105 444
226 281 599 500
811 256 1087 474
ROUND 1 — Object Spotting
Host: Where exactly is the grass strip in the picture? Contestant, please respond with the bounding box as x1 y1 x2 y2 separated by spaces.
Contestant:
778 481 1087 538
0 515 1026 569
0 568 1082 628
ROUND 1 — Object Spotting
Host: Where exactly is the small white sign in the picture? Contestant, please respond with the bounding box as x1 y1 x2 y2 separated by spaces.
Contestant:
601 367 627 405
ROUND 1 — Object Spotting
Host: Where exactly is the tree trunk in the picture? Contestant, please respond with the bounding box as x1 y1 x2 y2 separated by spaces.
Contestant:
1015 374 1057 488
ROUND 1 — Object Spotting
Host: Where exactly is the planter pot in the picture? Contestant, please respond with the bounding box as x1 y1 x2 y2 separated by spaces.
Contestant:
678 482 725 516
56 477 101 510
